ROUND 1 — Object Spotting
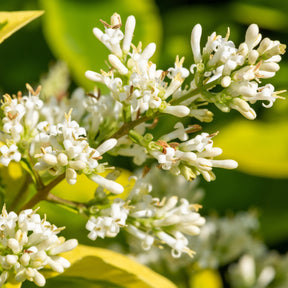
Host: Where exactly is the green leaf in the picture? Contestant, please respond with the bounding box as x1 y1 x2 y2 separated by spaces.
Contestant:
0 11 44 44
43 244 177 288
214 119 288 178
230 2 288 31
39 0 162 90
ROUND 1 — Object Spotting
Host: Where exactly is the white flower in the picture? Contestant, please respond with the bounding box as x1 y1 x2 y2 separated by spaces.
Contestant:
93 13 124 57
0 205 77 287
158 230 194 258
86 199 129 240
231 254 276 288
127 179 205 258
148 132 237 181
0 144 21 166
34 111 121 192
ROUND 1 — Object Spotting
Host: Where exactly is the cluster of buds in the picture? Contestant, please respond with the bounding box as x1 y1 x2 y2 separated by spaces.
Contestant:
189 23 286 119
33 110 123 194
0 205 77 287
125 176 205 258
85 13 190 121
125 124 237 182
0 84 43 166
228 252 288 288
86 198 130 240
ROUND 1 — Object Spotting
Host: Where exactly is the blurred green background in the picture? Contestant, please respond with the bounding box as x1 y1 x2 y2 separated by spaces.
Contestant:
0 0 287 259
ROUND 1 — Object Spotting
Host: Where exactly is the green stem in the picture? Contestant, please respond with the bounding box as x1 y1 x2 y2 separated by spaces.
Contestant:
170 79 220 106
109 113 159 140
19 173 65 211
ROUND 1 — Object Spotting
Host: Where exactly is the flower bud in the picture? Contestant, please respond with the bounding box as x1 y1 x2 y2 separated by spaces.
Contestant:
43 154 57 166
66 168 77 185
57 153 68 166
108 54 128 75
89 174 124 194
211 159 238 169
111 13 122 27
122 16 136 53
245 24 261 50
49 239 78 255
191 24 202 63
248 50 259 64
96 138 117 155
257 37 272 54
163 105 190 117
141 43 156 60
69 160 86 170
221 76 231 87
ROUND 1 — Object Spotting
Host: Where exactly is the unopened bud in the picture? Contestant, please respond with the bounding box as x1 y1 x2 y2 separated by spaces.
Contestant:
111 13 122 27
69 160 86 170
191 24 202 63
141 43 156 60
57 153 68 166
108 54 128 75
97 138 117 155
245 24 261 50
221 76 231 87
163 105 190 117
257 38 272 54
248 50 259 64
122 16 136 53
43 154 57 166
49 239 78 255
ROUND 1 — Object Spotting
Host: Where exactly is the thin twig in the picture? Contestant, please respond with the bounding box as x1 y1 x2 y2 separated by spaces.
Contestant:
46 193 86 210
110 113 159 140
19 173 66 211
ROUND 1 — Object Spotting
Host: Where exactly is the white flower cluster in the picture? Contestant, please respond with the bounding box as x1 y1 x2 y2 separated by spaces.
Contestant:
86 198 129 240
0 205 78 287
124 176 205 258
85 13 190 120
190 24 286 119
124 124 238 182
33 110 123 193
150 130 238 182
81 89 123 143
229 255 275 288
190 212 264 269
228 252 288 288
0 85 43 166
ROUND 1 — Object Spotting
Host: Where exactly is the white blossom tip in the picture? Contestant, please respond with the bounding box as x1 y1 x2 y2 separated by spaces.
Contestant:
97 138 117 155
191 24 202 63
85 70 101 82
163 105 190 117
89 174 124 194
108 54 128 75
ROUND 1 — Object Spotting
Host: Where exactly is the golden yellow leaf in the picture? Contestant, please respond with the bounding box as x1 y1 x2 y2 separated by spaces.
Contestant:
44 244 177 288
214 120 288 178
190 269 223 288
3 282 22 288
0 11 44 44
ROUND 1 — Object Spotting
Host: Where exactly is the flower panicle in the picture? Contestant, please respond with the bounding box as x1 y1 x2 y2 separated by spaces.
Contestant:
0 205 78 287
189 23 286 119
